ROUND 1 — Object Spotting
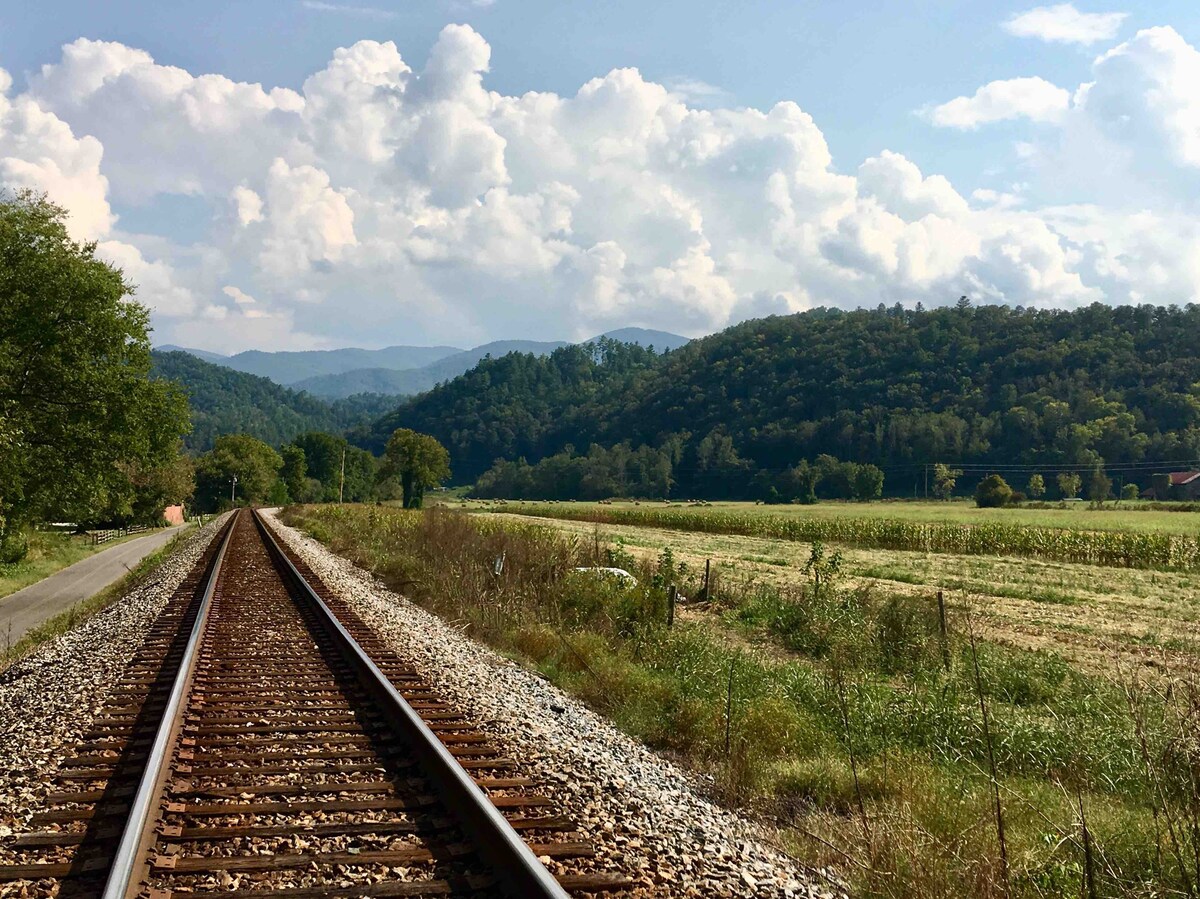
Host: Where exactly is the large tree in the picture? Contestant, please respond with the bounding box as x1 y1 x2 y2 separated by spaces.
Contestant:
381 429 450 509
194 435 283 511
109 447 196 525
0 192 189 557
280 445 314 503
288 431 378 502
932 464 962 500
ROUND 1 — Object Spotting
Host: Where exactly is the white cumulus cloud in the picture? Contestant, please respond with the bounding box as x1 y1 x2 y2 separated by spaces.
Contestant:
1003 4 1128 45
2 25 1199 351
1081 26 1200 169
925 77 1071 128
222 285 257 304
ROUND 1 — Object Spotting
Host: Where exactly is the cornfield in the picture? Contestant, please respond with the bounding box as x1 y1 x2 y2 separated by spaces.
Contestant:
500 504 1200 571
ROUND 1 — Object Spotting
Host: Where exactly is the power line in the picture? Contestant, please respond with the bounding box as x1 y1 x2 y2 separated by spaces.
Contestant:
664 459 1200 475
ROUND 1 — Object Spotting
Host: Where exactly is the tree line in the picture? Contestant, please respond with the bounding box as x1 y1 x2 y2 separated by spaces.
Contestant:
191 429 449 512
471 445 886 502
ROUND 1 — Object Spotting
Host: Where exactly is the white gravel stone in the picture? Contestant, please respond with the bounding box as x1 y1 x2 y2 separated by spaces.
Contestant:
263 509 846 899
0 515 231 838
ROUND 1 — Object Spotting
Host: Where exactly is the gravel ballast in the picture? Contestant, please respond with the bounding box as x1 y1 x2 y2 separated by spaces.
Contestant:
0 515 230 847
263 509 842 899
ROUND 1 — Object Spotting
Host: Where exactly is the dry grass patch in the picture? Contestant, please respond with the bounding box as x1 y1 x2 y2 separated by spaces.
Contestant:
493 514 1200 679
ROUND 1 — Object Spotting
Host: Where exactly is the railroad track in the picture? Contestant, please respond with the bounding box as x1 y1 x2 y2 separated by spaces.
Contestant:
0 509 630 898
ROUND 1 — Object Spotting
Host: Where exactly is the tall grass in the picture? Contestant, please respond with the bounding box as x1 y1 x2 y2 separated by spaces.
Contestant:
286 504 1196 898
497 503 1200 571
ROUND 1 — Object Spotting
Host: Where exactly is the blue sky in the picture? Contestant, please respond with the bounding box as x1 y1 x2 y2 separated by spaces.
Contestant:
3 1 1200 350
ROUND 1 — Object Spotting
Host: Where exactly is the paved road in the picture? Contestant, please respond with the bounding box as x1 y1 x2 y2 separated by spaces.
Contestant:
0 526 188 647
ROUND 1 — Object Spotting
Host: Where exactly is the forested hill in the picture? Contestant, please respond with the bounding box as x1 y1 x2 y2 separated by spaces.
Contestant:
364 304 1200 493
364 339 664 474
151 351 393 452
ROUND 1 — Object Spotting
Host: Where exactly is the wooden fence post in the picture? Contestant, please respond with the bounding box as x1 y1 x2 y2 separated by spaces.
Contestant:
667 584 677 627
937 590 950 669
723 657 736 756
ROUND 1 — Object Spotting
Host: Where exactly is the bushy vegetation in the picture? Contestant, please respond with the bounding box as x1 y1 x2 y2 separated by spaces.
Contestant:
975 474 1014 508
194 435 286 511
285 504 1199 898
472 442 676 500
473 447 886 503
285 432 378 504
363 304 1200 499
497 503 1200 570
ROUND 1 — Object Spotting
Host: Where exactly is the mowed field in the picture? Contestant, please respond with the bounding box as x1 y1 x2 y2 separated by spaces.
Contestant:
465 500 1200 679
476 497 1200 534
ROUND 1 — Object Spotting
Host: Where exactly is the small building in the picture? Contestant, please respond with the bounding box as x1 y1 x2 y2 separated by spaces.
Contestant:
1172 471 1200 500
163 505 186 526
1147 471 1200 501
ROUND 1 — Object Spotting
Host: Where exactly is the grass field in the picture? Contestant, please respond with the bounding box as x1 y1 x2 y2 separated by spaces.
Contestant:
0 529 145 601
455 498 1200 535
488 513 1200 680
290 503 1200 898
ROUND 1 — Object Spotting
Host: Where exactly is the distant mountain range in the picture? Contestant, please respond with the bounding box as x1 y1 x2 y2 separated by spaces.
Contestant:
155 344 462 385
158 328 690 399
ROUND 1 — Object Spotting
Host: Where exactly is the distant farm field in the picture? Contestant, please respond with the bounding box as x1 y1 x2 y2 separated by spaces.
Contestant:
460 498 1200 535
463 499 1200 575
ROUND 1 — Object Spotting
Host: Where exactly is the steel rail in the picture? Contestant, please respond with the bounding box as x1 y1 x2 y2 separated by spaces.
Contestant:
101 514 238 899
252 510 572 899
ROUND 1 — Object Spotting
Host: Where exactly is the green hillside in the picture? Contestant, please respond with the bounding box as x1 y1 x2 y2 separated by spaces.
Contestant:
151 351 393 451
363 303 1200 495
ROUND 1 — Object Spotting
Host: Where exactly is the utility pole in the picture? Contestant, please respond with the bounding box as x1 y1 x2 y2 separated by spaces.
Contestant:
339 448 346 504
231 475 238 505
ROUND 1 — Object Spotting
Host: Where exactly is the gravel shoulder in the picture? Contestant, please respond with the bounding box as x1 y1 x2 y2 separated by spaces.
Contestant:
0 514 230 847
263 509 840 899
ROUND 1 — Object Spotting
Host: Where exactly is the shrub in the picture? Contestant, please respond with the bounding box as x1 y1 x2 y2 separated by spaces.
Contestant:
774 755 890 813
873 595 940 674
974 473 1013 508
0 527 28 564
